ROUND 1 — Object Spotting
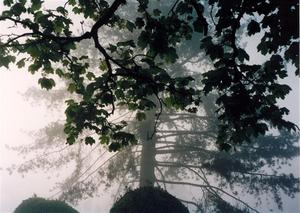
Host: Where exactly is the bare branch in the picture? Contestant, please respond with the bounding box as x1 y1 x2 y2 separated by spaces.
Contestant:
156 179 259 213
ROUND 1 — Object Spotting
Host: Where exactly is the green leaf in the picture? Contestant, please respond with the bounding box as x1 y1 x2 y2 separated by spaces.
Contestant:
100 93 113 104
164 47 178 64
68 0 76 6
128 103 138 110
200 36 213 49
72 7 81 14
28 63 41 74
56 6 67 15
136 111 146 121
237 48 249 62
16 58 26 68
85 137 95 145
135 17 145 28
38 77 55 90
86 72 95 80
164 97 174 108
137 31 150 50
117 40 136 48
31 0 43 11
0 55 16 68
27 45 40 58
99 60 108 71
83 84 94 101
284 42 299 67
247 20 260 36
108 44 117 53
126 21 136 32
153 9 161 16
11 3 26 16
67 135 76 145
257 42 268 55
109 142 121 152
3 0 14 6
55 68 64 77
115 89 124 98
64 42 76 51
100 135 110 144
79 55 89 60
68 83 77 93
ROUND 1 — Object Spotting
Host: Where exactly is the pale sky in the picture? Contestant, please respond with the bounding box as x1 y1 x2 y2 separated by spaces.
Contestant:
0 1 299 213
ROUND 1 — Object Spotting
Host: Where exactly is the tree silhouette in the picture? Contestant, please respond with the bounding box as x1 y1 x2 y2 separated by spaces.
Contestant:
0 0 298 150
1 0 299 212
7 89 299 212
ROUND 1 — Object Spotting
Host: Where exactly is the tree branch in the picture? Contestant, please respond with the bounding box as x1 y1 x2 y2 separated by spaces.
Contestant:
156 179 259 213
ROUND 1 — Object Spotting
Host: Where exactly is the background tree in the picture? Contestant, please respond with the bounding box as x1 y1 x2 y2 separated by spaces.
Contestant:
7 88 300 212
1 0 299 212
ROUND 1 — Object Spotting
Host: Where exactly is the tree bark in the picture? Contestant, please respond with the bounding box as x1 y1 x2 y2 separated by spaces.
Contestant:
138 108 157 187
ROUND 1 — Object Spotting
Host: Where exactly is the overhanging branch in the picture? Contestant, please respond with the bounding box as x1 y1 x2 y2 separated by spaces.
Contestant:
156 179 259 213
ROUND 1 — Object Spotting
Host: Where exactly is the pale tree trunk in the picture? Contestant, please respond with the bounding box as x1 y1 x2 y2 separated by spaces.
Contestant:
138 108 157 187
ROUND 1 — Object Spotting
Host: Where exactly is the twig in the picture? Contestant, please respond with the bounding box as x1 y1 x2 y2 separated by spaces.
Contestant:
156 179 260 213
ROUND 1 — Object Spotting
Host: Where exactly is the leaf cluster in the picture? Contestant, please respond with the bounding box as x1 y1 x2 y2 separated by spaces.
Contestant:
0 0 298 151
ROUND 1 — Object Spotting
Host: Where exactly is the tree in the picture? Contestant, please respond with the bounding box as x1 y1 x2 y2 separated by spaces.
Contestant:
1 0 299 212
0 0 298 151
7 89 300 212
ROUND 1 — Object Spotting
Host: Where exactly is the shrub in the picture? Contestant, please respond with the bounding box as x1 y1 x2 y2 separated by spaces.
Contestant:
110 187 189 213
14 197 79 213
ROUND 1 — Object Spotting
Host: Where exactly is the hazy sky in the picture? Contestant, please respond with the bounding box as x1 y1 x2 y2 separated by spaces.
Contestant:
0 47 299 213
0 1 299 213
0 69 298 212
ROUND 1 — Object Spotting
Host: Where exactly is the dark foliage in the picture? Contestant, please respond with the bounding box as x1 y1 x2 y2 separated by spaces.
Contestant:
110 187 189 213
14 197 79 213
0 0 298 151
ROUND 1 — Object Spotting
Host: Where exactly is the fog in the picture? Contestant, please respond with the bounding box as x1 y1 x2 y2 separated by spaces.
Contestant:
0 1 300 213
0 69 299 212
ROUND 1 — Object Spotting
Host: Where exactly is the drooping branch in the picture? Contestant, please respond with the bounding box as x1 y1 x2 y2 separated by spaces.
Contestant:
156 179 259 213
49 150 118 199
156 130 216 140
155 146 216 155
155 166 167 190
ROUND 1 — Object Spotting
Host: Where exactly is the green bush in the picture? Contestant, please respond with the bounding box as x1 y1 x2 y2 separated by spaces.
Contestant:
14 197 79 213
110 187 189 213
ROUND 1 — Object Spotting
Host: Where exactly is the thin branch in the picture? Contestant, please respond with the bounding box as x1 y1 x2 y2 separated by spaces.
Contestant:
1 0 126 48
155 166 166 190
156 179 259 213
233 171 300 180
210 5 217 26
168 0 180 16
178 198 203 213
0 32 35 46
16 145 70 168
186 166 221 200
156 162 205 170
49 150 113 199
155 146 215 155
79 152 119 183
92 33 116 115
81 142 102 162
156 131 216 139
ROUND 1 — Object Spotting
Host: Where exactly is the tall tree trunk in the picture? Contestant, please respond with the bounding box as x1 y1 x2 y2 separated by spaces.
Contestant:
138 109 157 187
